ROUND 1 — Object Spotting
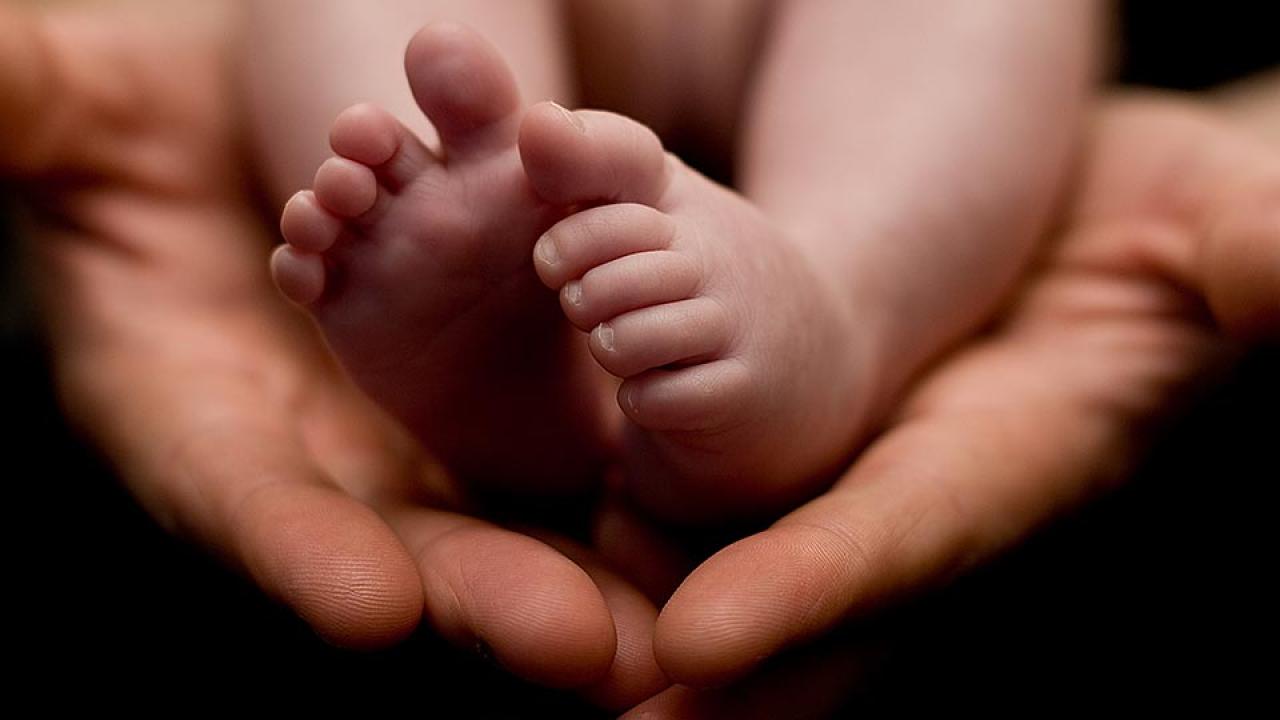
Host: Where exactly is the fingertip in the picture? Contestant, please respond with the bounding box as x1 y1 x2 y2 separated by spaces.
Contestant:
654 526 852 688
582 616 670 710
555 541 670 710
418 525 617 688
624 635 869 720
235 482 424 650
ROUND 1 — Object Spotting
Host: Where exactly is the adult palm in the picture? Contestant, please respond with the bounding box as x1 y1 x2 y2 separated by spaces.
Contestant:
644 93 1280 698
4 2 662 708
7 2 1280 716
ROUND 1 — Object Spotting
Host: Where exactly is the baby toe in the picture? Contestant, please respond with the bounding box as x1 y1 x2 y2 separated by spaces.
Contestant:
561 250 702 331
280 190 343 253
270 245 327 306
330 102 435 190
619 360 755 434
330 103 431 190
312 156 379 218
589 297 732 378
404 22 522 157
519 104 672 207
330 104 402 167
533 203 677 289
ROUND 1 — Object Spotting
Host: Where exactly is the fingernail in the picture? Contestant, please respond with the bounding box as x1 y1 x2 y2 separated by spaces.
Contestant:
534 234 559 265
594 322 615 351
563 280 583 306
621 384 639 415
550 101 586 133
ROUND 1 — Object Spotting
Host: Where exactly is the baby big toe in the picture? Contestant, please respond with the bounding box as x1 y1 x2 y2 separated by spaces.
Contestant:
519 104 671 207
404 22 522 157
589 297 731 378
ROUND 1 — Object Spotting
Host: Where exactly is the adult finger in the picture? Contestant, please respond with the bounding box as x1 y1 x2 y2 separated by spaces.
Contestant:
1071 95 1280 340
653 94 1280 687
623 635 870 720
55 348 427 650
651 384 1131 686
591 488 701 605
531 530 671 709
386 508 619 690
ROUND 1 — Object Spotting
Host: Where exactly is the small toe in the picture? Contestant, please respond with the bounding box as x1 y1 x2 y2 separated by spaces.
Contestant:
534 204 678 289
330 104 402 166
561 251 702 331
619 360 754 433
271 245 327 306
404 22 522 157
331 103 433 191
520 103 672 207
589 297 732 378
280 191 342 253
312 157 379 218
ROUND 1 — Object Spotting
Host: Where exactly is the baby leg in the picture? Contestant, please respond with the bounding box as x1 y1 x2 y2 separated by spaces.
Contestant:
244 0 574 203
740 1 1097 411
539 1 1095 522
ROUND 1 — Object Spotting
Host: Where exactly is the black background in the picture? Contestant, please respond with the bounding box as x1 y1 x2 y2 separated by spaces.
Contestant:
3 2 1276 715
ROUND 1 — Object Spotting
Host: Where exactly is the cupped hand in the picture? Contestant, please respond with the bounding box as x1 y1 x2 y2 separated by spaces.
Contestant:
3 1 664 707
633 90 1280 695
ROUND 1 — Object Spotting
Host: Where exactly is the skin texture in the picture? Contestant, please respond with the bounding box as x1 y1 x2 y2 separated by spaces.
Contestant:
270 1 1100 524
4 0 1280 716
246 1 612 495
521 104 866 522
279 23 872 524
639 94 1280 690
720 0 1102 518
3 1 663 709
242 0 574 204
271 24 613 495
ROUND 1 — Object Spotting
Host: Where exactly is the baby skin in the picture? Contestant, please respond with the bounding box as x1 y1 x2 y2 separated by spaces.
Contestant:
272 24 870 519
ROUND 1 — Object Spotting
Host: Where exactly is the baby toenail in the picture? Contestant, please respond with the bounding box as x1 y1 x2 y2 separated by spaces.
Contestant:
549 102 586 134
594 323 615 352
535 234 559 265
564 281 583 306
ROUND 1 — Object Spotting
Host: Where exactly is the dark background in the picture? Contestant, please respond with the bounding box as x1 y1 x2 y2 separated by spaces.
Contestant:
3 2 1276 715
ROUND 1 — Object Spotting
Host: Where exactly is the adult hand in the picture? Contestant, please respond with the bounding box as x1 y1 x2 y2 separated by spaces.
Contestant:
631 90 1280 696
3 1 663 707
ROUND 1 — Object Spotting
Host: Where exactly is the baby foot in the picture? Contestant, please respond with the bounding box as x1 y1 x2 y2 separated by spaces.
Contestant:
271 23 610 493
520 105 874 521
